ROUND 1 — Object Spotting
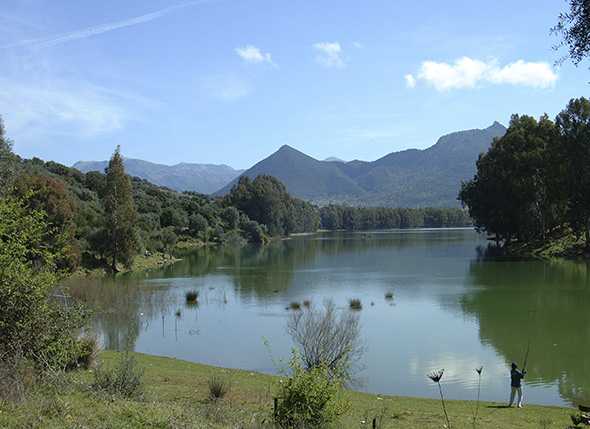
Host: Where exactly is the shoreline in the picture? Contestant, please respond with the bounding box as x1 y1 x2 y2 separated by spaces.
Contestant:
1 351 573 428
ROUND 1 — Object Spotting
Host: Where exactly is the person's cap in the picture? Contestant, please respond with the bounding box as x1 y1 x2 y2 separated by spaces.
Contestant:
511 362 517 368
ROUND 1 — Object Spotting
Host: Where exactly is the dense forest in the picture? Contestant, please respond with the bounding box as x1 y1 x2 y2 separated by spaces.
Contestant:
0 119 282 273
319 205 471 230
459 97 590 249
0 114 473 275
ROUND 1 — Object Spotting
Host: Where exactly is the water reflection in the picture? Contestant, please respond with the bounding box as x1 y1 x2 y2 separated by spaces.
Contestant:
65 230 590 406
461 258 590 405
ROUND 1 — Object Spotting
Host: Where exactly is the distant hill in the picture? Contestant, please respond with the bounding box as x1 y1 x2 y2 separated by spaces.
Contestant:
73 158 243 194
216 122 506 207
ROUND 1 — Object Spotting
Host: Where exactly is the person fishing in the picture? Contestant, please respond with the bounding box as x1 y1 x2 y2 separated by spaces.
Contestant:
508 362 526 408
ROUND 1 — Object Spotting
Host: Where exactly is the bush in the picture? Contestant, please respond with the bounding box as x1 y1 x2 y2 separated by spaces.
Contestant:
274 353 349 428
66 336 99 370
287 300 362 382
208 375 230 400
91 352 143 399
0 197 88 371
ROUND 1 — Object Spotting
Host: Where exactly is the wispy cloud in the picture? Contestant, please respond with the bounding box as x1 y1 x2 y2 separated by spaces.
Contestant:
406 57 558 91
0 78 155 138
1 1 207 49
404 74 416 88
201 75 252 101
235 45 276 67
313 42 345 68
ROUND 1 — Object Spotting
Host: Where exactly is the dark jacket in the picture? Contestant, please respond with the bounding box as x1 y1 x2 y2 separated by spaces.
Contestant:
511 368 526 387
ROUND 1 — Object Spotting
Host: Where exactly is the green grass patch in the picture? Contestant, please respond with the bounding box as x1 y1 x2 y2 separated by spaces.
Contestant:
0 351 574 428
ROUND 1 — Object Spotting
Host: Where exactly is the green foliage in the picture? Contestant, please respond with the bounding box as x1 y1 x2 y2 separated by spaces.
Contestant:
556 97 590 242
320 205 471 231
460 97 590 247
240 218 269 244
226 176 319 236
92 352 144 399
188 212 209 237
221 206 240 230
0 196 87 370
0 116 18 196
13 174 80 270
275 353 349 428
160 226 177 255
160 206 188 229
68 336 99 370
103 146 139 270
553 1 590 67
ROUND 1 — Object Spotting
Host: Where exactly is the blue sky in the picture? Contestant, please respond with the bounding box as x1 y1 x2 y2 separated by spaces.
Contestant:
0 0 587 168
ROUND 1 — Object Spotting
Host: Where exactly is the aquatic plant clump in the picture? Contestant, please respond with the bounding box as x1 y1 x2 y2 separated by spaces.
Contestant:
185 290 199 305
349 299 362 311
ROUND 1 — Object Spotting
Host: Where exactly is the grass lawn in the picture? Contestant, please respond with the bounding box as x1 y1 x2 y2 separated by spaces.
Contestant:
0 352 574 428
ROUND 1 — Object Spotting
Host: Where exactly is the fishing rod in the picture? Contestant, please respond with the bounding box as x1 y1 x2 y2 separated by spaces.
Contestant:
521 338 531 372
521 308 536 372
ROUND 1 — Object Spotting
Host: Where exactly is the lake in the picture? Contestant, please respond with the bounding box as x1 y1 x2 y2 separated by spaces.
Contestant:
66 229 590 407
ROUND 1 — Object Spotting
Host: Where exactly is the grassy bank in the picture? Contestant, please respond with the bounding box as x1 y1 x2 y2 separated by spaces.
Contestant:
0 352 573 428
507 230 590 260
69 252 182 279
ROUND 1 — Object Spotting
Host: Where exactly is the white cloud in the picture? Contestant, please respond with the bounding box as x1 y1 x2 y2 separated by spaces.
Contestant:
353 41 363 49
235 45 276 66
407 57 558 91
1 1 206 49
404 74 416 88
487 60 558 88
313 42 345 68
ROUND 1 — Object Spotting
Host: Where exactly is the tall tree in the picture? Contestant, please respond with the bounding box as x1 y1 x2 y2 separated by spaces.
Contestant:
556 97 590 245
459 114 559 243
102 146 138 271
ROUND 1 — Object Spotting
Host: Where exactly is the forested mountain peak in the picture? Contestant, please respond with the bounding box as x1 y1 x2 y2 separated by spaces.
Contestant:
217 122 506 207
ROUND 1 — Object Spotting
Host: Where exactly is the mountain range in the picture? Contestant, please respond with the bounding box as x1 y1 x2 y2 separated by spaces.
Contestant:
73 159 243 194
73 121 506 207
216 121 507 207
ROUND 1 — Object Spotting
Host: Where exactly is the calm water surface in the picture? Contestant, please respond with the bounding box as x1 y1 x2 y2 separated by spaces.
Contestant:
66 229 590 407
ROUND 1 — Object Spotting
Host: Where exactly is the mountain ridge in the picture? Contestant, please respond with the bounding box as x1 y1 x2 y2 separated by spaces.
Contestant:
73 158 244 195
216 122 507 207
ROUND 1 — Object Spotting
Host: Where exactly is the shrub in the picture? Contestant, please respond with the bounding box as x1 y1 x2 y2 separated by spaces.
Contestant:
66 336 99 370
274 353 349 428
287 300 363 383
91 352 143 399
303 300 311 308
349 299 362 311
208 375 230 400
384 291 394 300
0 197 88 371
289 302 301 311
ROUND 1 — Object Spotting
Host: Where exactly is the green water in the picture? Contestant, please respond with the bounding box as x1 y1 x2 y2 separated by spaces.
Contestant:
66 229 590 406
